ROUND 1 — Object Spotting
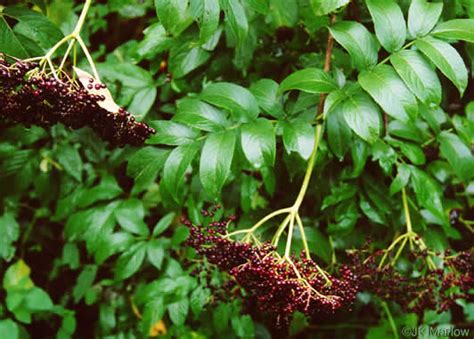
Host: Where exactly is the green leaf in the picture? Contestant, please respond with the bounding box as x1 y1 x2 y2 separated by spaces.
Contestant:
241 119 276 168
419 104 446 134
390 50 442 105
245 0 268 14
327 105 352 159
280 121 315 160
147 239 166 270
432 19 474 43
154 0 193 36
152 212 176 237
409 166 445 223
115 242 147 280
199 130 236 195
390 164 410 195
200 82 259 122
416 36 468 95
163 142 201 201
0 213 20 260
168 298 189 325
174 98 228 132
56 144 82 181
135 23 173 60
408 0 443 38
400 143 426 165
142 297 165 335
359 194 385 224
73 174 123 209
62 243 80 270
94 232 135 265
127 147 169 195
250 79 283 117
147 120 199 145
232 315 255 338
220 0 248 45
171 226 190 246
128 87 157 117
358 64 418 122
328 200 359 233
268 0 298 28
99 304 115 332
114 199 149 236
279 68 338 94
0 148 33 179
97 63 157 116
213 303 230 332
190 286 211 316
387 138 426 165
309 0 349 16
371 140 397 174
24 287 53 311
387 120 425 143
0 319 19 339
73 265 97 303
199 0 220 43
342 90 381 143
329 21 379 70
2 6 64 56
351 139 369 177
322 183 357 209
366 0 406 52
438 131 474 182
323 84 357 116
69 202 120 254
3 260 33 291
0 15 29 58
169 42 210 78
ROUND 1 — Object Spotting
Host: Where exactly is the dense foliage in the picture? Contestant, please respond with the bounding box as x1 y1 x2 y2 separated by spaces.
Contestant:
0 0 473 338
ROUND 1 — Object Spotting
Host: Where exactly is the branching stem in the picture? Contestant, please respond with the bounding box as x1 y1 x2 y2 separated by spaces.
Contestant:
30 1 99 80
379 188 437 270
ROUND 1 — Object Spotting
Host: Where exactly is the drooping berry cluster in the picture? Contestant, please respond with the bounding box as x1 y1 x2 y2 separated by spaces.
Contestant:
0 55 155 146
185 211 359 327
348 247 473 315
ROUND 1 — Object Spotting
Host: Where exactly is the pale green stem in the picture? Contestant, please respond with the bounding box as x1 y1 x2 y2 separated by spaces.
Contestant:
378 233 407 269
76 35 100 80
72 0 92 37
292 124 323 210
284 216 295 258
37 0 98 79
295 213 310 259
59 40 76 70
271 214 292 247
382 302 399 339
223 229 251 238
402 188 412 234
379 40 416 65
250 207 292 232
391 236 408 265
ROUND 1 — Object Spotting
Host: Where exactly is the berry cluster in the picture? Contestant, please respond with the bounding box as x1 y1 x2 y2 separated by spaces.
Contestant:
185 212 359 327
348 247 473 314
0 55 155 146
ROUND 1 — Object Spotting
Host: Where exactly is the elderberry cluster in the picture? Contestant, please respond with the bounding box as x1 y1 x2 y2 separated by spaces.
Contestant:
185 211 359 327
0 55 155 147
348 247 473 315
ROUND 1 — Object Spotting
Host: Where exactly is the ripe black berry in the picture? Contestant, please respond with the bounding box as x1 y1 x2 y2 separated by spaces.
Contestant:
0 54 155 147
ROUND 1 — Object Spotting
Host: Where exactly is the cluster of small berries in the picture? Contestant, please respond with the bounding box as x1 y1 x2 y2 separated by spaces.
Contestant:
0 55 155 146
348 247 473 315
185 212 359 327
